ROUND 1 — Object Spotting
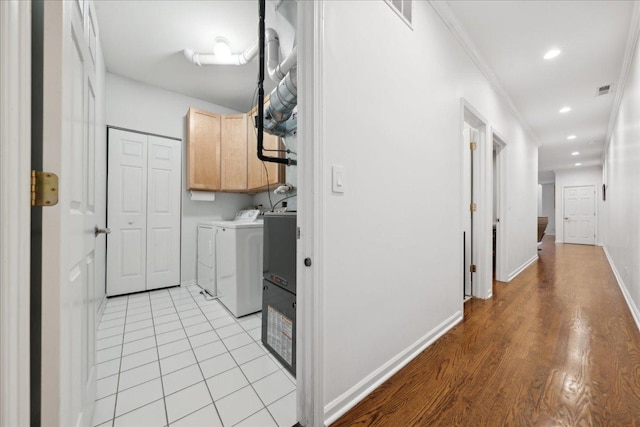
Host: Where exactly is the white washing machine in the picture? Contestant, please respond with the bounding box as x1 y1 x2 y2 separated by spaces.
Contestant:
197 210 263 317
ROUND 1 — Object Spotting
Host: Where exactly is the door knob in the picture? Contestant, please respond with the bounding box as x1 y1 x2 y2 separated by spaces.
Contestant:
95 226 111 237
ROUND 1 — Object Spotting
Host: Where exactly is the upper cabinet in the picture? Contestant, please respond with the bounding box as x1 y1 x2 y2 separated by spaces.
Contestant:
246 103 286 193
221 114 248 191
186 104 285 194
186 107 221 191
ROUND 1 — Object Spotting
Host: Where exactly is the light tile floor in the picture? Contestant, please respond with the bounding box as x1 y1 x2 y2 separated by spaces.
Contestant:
92 284 296 427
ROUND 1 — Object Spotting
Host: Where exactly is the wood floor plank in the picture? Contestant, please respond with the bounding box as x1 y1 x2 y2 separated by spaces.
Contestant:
332 238 640 426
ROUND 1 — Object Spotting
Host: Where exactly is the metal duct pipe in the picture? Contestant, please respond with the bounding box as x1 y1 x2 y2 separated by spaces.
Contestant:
264 66 297 137
265 28 297 82
257 0 294 166
182 40 258 66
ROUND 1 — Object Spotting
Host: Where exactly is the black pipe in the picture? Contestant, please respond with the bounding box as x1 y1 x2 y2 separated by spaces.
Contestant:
257 0 293 166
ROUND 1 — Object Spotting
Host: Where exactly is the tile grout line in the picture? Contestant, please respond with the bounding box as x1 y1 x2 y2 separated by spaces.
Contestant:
148 290 172 427
167 286 226 425
108 295 129 427
190 285 280 427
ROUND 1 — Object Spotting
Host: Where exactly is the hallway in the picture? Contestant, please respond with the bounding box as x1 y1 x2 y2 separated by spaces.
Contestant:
333 237 640 426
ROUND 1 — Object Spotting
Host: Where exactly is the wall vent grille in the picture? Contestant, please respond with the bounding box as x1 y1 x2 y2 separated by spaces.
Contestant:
595 84 612 97
386 0 413 28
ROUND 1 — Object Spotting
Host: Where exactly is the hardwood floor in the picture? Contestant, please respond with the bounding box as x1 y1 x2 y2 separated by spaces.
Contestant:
332 237 640 426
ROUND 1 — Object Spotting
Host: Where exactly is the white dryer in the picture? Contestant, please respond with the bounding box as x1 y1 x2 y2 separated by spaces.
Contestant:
197 210 264 317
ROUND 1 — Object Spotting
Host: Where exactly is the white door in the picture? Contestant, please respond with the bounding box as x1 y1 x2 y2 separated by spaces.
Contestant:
41 0 100 425
107 129 148 295
564 185 595 245
462 123 478 298
146 136 181 290
107 130 181 295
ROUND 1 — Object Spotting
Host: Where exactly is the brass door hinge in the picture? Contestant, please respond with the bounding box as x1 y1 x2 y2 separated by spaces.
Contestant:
31 170 59 207
470 142 477 150
470 264 477 273
470 203 477 212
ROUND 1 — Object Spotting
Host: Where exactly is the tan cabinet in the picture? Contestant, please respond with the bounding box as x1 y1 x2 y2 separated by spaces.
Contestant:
246 105 286 193
186 104 285 194
186 107 221 191
221 114 248 192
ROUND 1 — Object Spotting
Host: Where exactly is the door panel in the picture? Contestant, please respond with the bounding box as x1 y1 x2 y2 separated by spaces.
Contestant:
146 136 181 290
107 129 147 295
564 186 595 245
41 0 99 425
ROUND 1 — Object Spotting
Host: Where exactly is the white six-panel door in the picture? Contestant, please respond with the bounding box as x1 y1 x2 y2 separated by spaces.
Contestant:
107 129 148 295
564 185 596 245
41 0 99 425
107 129 181 296
146 136 181 290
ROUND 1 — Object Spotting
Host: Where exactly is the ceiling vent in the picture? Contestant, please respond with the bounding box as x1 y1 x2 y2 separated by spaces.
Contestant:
595 84 612 97
386 0 413 28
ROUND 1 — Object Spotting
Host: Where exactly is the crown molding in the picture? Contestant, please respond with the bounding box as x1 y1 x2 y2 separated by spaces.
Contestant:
603 1 640 160
429 1 541 147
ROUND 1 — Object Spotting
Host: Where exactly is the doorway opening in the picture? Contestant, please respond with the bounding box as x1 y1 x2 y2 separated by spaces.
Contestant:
492 131 508 283
461 101 490 301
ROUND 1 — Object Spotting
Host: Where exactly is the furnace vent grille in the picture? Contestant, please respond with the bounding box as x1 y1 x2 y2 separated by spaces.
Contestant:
596 84 612 97
386 0 413 28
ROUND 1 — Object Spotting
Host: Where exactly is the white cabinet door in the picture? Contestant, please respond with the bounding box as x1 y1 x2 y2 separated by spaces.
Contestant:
146 136 181 290
107 129 148 295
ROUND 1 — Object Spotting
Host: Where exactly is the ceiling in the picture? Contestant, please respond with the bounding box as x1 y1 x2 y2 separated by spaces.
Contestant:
95 1 634 178
447 1 634 181
94 0 278 112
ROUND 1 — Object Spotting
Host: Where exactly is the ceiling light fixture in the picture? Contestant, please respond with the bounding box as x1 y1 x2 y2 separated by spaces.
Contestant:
544 49 561 60
567 135 576 140
572 152 580 156
213 37 231 60
559 106 572 113
575 163 582 166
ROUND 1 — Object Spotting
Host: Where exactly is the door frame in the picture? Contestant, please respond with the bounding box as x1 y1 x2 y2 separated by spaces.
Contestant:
461 99 492 299
492 129 509 282
0 0 32 425
562 184 596 245
298 1 323 425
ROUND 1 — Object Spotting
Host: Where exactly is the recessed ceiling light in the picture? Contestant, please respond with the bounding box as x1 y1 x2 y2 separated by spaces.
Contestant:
559 106 572 113
567 135 576 140
544 49 561 60
575 162 582 166
572 151 580 156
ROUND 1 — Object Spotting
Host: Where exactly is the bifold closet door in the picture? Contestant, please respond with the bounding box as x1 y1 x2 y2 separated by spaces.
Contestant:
146 136 181 290
107 129 148 295
107 129 181 296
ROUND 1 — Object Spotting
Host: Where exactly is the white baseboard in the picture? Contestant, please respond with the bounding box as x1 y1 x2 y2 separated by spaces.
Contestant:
181 279 197 287
603 246 640 332
508 254 538 282
323 311 463 425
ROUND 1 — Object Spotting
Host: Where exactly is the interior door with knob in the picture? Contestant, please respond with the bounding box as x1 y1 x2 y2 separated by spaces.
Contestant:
564 185 595 245
40 0 100 424
107 129 148 295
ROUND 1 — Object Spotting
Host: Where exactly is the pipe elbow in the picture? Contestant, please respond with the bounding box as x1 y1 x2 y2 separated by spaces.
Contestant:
183 49 202 66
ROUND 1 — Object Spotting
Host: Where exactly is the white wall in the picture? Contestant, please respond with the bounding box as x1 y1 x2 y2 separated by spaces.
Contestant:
317 2 538 421
602 24 640 329
105 73 254 283
540 183 555 235
537 184 543 216
554 166 603 244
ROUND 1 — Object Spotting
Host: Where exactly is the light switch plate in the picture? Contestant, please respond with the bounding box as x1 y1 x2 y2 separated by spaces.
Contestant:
332 165 345 193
